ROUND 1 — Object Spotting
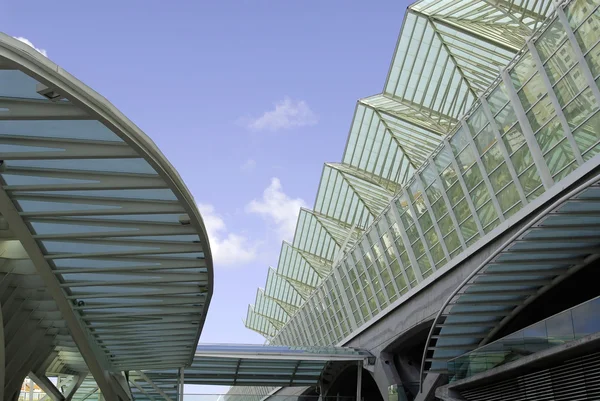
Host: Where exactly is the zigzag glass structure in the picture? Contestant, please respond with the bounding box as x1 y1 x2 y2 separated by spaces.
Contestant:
242 0 600 395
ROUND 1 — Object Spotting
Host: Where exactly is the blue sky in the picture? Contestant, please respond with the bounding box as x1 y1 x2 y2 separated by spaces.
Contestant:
2 0 409 393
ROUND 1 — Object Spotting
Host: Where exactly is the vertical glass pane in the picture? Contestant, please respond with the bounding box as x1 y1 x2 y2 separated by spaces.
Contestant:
566 0 597 29
519 164 544 196
482 144 504 173
545 140 576 177
585 42 600 77
495 104 518 133
546 310 575 344
527 95 555 131
497 183 520 213
510 53 537 89
571 6 600 52
554 65 589 107
536 117 565 153
563 87 599 129
544 41 577 85
572 298 600 338
488 83 510 115
519 74 547 111
535 19 567 62
577 111 600 158
489 163 512 192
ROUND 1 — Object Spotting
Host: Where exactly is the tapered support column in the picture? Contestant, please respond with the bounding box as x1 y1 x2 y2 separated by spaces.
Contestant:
0 299 4 401
28 372 64 401
356 362 362 401
415 373 446 401
178 368 185 401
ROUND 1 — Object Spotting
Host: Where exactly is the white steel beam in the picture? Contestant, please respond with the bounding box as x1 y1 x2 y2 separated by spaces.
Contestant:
134 371 174 401
0 97 89 119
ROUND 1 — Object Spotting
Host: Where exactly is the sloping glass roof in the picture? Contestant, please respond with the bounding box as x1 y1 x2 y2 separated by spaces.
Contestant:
422 177 600 377
342 103 412 188
292 209 340 261
315 164 391 228
277 242 323 298
254 289 290 328
245 305 278 339
412 0 554 44
0 33 213 380
246 0 557 340
359 96 447 169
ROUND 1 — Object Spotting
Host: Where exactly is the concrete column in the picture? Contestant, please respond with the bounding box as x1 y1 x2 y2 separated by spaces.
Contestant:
396 355 420 387
370 353 407 401
414 373 446 401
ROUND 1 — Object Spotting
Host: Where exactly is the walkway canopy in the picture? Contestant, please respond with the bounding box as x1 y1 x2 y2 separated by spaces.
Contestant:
421 173 600 386
128 344 374 401
0 33 213 399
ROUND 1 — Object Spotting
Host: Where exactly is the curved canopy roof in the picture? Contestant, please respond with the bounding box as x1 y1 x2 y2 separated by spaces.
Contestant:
421 173 600 382
0 32 213 385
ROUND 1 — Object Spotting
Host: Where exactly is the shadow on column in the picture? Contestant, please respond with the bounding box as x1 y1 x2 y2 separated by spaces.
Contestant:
324 365 383 401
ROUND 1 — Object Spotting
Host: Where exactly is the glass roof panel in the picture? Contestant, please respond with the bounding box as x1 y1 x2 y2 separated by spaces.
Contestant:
245 305 278 338
342 104 409 186
0 70 52 100
292 209 340 260
276 242 323 298
30 221 133 234
16 199 122 212
254 289 290 327
18 189 178 201
74 214 186 223
7 158 157 174
0 119 123 141
264 268 304 310
385 12 476 130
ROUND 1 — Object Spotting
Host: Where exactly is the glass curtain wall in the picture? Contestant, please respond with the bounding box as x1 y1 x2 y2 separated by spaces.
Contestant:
268 0 600 349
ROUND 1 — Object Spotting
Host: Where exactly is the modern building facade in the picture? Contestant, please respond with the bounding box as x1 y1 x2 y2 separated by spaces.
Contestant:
240 0 600 399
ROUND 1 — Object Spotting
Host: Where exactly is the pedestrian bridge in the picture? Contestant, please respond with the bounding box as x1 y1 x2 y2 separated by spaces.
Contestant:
38 345 373 401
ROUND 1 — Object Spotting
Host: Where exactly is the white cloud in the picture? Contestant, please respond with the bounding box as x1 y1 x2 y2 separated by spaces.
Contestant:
241 159 256 172
197 203 257 267
14 37 47 57
246 97 317 132
246 178 307 241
